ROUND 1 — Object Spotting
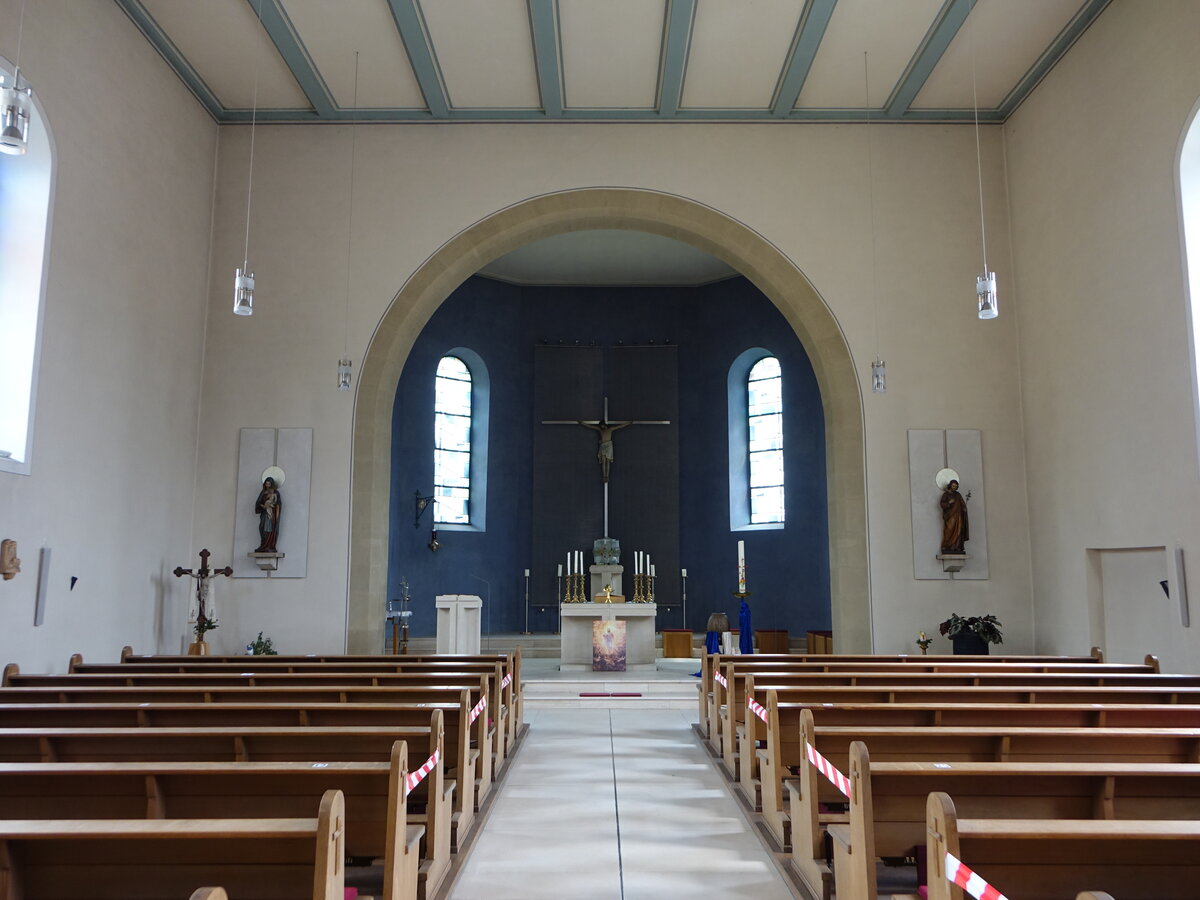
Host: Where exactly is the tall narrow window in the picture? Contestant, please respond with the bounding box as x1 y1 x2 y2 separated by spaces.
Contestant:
1181 102 1200 463
748 356 785 524
434 355 472 524
0 55 52 476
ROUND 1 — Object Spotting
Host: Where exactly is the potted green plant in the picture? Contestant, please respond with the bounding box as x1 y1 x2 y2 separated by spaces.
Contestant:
245 631 277 656
938 613 1003 655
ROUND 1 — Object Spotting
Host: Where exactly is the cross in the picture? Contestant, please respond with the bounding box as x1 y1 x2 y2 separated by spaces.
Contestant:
173 549 233 648
541 396 670 536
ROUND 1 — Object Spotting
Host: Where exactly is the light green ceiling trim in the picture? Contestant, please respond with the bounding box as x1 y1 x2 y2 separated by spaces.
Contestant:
658 0 696 117
385 0 450 117
997 0 1113 120
248 0 333 118
113 0 224 120
772 0 838 118
528 0 563 117
885 0 975 119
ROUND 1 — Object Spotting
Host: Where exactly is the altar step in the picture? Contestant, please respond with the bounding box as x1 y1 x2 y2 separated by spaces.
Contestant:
522 678 699 708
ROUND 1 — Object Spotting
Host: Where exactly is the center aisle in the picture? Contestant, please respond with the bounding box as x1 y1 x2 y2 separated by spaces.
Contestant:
449 705 796 900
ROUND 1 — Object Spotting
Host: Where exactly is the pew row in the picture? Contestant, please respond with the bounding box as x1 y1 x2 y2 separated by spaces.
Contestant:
0 700 481 848
0 738 443 900
768 703 1200 852
925 791 1200 900
827 742 1200 900
0 789 346 900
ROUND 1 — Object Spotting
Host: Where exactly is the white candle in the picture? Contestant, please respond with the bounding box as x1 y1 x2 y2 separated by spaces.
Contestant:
524 568 530 577
637 551 643 575
737 540 746 592
566 553 571 575
576 550 582 573
557 564 563 577
681 568 687 577
646 555 652 577
650 564 656 577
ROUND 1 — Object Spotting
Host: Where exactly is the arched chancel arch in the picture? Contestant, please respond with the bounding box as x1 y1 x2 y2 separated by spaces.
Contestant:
348 188 869 652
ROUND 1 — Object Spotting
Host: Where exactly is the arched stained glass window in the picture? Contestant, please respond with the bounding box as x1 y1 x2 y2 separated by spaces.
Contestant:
434 355 472 524
747 356 785 524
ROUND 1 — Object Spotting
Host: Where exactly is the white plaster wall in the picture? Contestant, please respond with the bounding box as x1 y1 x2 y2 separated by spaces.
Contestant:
0 1 216 671
1004 0 1200 669
193 119 1033 655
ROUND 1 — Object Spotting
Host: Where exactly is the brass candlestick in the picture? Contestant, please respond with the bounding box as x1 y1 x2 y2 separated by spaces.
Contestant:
633 572 646 603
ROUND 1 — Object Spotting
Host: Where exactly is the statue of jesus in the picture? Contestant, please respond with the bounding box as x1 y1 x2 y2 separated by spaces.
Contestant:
579 419 632 483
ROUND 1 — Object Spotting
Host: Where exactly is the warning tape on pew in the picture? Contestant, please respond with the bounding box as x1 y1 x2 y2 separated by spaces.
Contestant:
714 671 728 689
469 694 487 724
747 697 769 724
405 748 440 795
804 741 852 799
945 852 1009 900
501 673 513 689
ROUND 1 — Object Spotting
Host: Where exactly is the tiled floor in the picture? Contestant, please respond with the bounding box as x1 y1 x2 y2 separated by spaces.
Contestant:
448 704 797 900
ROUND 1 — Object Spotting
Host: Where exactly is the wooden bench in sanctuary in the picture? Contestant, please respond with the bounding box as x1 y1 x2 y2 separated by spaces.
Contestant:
727 679 1200 791
0 789 347 900
0 675 505 784
0 699 482 849
925 791 1200 900
0 739 442 900
824 741 1200 900
768 703 1200 855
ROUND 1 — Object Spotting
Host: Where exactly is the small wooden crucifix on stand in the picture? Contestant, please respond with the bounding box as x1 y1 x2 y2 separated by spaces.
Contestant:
173 549 233 656
541 396 670 536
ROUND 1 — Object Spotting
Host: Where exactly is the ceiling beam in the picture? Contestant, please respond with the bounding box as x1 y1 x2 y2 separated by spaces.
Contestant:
658 0 697 117
997 0 1113 120
885 0 975 118
113 0 225 120
385 0 451 118
528 0 563 116
772 0 838 117
248 0 335 118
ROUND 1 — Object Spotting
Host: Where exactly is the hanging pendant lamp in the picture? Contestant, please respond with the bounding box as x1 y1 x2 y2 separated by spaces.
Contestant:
1 0 33 156
337 52 361 391
234 0 264 316
970 12 997 320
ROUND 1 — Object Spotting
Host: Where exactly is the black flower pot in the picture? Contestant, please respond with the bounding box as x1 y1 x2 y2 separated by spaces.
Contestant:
950 631 990 655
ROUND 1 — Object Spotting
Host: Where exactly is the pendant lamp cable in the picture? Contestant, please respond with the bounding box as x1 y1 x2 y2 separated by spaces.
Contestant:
13 0 26 74
242 0 264 274
971 14 988 276
343 51 360 361
865 51 880 361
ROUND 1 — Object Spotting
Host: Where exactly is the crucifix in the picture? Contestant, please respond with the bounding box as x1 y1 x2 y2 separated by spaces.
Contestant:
541 396 670 536
173 548 233 655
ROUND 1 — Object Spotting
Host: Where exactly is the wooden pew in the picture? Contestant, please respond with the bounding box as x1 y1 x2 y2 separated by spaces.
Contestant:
0 741 436 900
727 678 1200 791
698 648 1123 740
70 651 525 762
0 700 481 848
766 702 1200 852
733 672 1200 811
828 741 1200 900
0 682 498 797
24 665 514 778
0 789 346 900
702 654 1158 761
925 791 1200 900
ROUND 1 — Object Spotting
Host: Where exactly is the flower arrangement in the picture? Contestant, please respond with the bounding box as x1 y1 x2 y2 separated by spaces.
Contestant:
938 613 1003 645
246 631 277 655
916 631 932 653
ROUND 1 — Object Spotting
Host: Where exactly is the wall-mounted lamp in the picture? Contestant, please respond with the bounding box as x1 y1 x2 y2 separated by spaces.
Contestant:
414 490 434 528
428 529 440 552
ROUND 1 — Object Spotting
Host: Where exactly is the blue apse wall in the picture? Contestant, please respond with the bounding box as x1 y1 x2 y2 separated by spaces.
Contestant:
388 275 831 639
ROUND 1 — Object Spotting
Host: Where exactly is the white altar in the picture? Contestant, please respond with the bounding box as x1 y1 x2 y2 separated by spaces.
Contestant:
560 602 658 672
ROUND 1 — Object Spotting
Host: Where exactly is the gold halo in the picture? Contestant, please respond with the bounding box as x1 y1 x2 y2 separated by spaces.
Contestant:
261 465 285 487
935 467 959 491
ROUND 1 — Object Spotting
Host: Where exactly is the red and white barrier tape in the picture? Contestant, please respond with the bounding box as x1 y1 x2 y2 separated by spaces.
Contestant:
501 673 513 689
945 852 1009 900
405 748 440 795
747 697 769 724
714 671 728 689
804 741 852 798
469 694 487 724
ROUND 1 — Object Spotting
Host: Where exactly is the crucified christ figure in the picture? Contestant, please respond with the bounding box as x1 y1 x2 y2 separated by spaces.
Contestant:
581 419 631 483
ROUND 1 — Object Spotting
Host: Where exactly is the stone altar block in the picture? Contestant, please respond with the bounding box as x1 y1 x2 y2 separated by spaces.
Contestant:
435 594 482 654
560 602 657 671
589 564 624 599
